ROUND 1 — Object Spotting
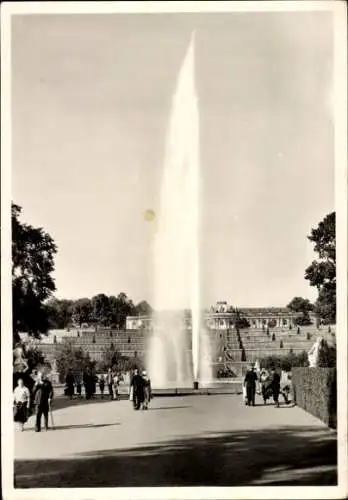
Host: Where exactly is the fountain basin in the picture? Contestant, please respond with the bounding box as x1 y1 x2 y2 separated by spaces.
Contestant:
152 381 243 397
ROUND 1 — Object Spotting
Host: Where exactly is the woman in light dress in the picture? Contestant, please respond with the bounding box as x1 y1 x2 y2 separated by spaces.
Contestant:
13 378 31 431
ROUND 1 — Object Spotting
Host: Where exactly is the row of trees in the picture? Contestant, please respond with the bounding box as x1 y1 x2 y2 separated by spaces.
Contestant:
46 295 152 330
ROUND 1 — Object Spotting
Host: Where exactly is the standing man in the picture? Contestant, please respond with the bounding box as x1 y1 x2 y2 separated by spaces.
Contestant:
65 369 75 400
33 372 54 432
243 364 258 406
130 369 145 410
99 374 105 398
107 368 113 400
270 366 281 408
113 372 120 401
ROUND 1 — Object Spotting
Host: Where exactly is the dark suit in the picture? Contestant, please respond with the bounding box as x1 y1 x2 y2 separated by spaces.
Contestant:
244 370 258 406
33 379 54 431
131 374 145 410
271 371 281 406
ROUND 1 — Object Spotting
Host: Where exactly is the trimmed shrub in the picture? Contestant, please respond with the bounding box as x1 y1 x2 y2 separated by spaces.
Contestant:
292 367 336 429
318 343 337 368
260 351 309 371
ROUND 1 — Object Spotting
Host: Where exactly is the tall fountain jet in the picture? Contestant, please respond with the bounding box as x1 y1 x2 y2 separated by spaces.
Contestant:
148 33 210 388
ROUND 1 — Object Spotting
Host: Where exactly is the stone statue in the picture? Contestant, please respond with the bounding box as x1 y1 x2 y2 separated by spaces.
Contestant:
307 337 326 367
13 344 29 373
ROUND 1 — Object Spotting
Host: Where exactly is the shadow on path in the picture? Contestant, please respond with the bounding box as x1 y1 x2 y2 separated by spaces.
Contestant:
149 406 191 411
15 425 337 488
50 395 128 413
49 423 120 431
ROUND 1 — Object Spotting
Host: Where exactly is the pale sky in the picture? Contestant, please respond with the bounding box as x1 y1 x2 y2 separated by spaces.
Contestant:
12 12 334 308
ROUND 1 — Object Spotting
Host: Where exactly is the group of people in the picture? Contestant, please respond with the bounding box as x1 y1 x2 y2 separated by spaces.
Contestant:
13 371 54 432
129 369 152 411
243 364 292 408
64 368 123 400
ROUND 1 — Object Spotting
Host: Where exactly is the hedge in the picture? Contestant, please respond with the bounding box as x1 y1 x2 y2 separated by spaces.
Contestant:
260 351 309 371
292 367 336 429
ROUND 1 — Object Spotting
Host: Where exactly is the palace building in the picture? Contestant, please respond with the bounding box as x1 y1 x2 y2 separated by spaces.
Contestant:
125 301 298 330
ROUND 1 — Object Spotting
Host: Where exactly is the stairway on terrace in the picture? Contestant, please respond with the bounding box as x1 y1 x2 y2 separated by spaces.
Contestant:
238 325 336 363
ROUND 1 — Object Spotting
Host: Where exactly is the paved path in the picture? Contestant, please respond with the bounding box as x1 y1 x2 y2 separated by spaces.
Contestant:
14 394 337 487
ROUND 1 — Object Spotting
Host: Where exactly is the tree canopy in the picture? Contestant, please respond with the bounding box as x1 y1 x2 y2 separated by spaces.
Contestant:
287 297 314 326
46 292 148 330
12 203 57 341
305 212 336 324
56 342 95 383
96 347 143 373
135 300 153 316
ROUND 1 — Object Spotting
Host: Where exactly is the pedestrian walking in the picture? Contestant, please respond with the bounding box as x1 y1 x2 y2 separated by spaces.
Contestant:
259 369 271 404
32 372 54 432
130 369 145 410
243 364 258 406
65 369 75 400
13 378 31 431
270 366 281 408
107 368 113 400
76 374 82 398
99 374 105 398
113 373 120 400
83 370 93 400
142 371 152 410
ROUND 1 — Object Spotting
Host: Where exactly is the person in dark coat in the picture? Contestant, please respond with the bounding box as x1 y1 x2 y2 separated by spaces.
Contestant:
130 369 145 410
83 370 93 400
244 364 258 406
99 374 105 398
270 367 281 408
65 369 75 399
107 368 113 400
33 372 54 432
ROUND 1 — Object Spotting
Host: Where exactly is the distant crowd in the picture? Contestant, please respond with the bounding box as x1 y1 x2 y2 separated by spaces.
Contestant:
13 366 153 432
63 368 151 408
64 368 123 400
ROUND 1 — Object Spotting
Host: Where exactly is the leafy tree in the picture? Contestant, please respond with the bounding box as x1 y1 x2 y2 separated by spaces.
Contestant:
45 297 74 329
56 342 94 383
287 297 314 313
12 203 57 342
91 294 111 326
295 315 312 326
98 346 141 373
25 346 49 372
72 298 92 327
108 293 136 329
135 300 153 317
305 212 336 324
287 297 314 326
